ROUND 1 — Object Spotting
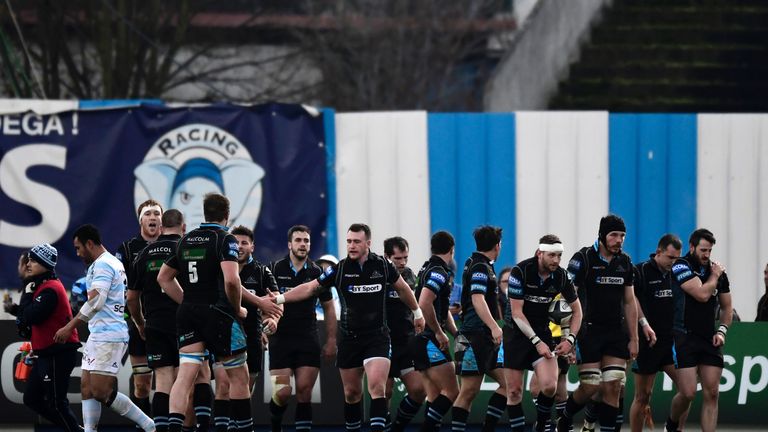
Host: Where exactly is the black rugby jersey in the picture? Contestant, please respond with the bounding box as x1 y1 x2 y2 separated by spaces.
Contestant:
116 235 149 285
316 252 398 335
240 258 278 336
567 242 633 327
386 266 418 343
508 256 577 335
129 234 181 330
116 235 150 319
671 252 730 338
460 252 500 333
166 223 239 308
415 256 453 337
270 257 329 336
634 255 674 338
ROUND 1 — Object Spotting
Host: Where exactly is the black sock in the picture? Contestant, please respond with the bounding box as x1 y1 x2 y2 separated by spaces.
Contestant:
451 406 469 432
193 383 213 431
295 402 312 432
421 395 450 432
559 395 584 428
168 413 185 432
152 392 170 432
344 401 362 432
392 395 421 431
213 399 230 432
230 398 253 432
482 392 507 431
507 403 525 432
370 397 388 432
584 400 599 424
135 395 151 416
614 397 624 431
665 417 679 432
598 403 618 432
535 393 555 431
555 400 567 418
269 399 287 432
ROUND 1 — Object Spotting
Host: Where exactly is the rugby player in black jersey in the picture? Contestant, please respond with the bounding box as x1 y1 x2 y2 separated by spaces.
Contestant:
504 235 582 432
665 229 732 432
628 234 685 432
452 225 507 432
128 209 185 432
413 231 458 432
158 193 281 432
212 225 282 432
267 225 337 432
273 223 424 432
117 199 163 420
557 215 638 432
382 236 425 432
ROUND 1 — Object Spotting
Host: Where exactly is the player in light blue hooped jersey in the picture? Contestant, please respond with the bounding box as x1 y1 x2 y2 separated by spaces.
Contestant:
85 246 130 343
54 224 154 432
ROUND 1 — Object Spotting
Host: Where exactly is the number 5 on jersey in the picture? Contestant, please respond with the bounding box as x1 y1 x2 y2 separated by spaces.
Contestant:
189 261 198 283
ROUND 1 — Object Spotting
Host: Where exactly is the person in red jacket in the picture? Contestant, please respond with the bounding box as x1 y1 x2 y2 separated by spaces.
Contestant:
16 243 82 432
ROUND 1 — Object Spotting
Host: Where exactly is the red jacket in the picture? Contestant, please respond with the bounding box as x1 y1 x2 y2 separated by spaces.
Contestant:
28 279 80 351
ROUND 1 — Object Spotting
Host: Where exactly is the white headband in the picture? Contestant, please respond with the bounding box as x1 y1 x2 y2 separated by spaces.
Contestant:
138 204 162 221
538 243 564 253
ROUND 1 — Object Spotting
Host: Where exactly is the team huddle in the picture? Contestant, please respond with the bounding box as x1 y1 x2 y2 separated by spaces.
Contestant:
17 192 733 432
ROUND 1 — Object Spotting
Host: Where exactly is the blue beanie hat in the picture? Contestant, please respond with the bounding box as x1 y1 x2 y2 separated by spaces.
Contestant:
29 243 58 271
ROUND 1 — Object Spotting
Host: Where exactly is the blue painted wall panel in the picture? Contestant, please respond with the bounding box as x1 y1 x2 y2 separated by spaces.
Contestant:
667 114 697 245
486 114 516 267
322 108 338 257
428 113 516 270
609 114 697 261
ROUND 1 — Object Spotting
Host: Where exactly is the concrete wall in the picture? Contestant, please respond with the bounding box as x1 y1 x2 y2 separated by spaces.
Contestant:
485 0 611 111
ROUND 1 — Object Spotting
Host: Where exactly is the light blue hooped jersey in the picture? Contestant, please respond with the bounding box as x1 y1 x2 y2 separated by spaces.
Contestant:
85 251 129 342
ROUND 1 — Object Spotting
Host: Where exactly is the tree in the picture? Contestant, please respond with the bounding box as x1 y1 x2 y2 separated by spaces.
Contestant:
0 0 299 100
292 0 513 111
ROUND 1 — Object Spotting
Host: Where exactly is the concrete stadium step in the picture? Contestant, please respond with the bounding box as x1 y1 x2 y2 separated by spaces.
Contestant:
568 63 768 83
559 79 768 100
548 0 768 111
549 94 768 113
579 45 768 66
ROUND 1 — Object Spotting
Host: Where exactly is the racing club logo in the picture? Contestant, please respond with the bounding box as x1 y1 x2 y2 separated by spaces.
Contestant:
133 124 265 229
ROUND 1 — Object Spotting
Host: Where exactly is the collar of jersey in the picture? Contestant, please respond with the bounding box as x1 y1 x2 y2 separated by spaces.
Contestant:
199 223 229 231
592 240 611 263
289 259 308 274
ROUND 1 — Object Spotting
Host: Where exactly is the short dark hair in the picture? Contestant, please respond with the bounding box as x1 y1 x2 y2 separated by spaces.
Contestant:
657 233 682 251
203 193 230 223
689 228 716 248
231 225 254 241
431 231 455 255
137 199 163 218
474 225 502 252
73 224 102 246
384 236 409 256
348 223 371 240
539 234 561 245
287 225 311 242
162 209 184 228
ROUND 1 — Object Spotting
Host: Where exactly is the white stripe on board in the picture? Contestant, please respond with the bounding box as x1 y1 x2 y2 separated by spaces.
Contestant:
334 112 431 265
698 114 768 320
515 111 609 261
0 98 78 115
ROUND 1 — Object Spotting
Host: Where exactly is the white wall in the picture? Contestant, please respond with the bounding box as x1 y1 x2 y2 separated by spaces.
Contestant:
698 114 768 320
334 112 432 265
